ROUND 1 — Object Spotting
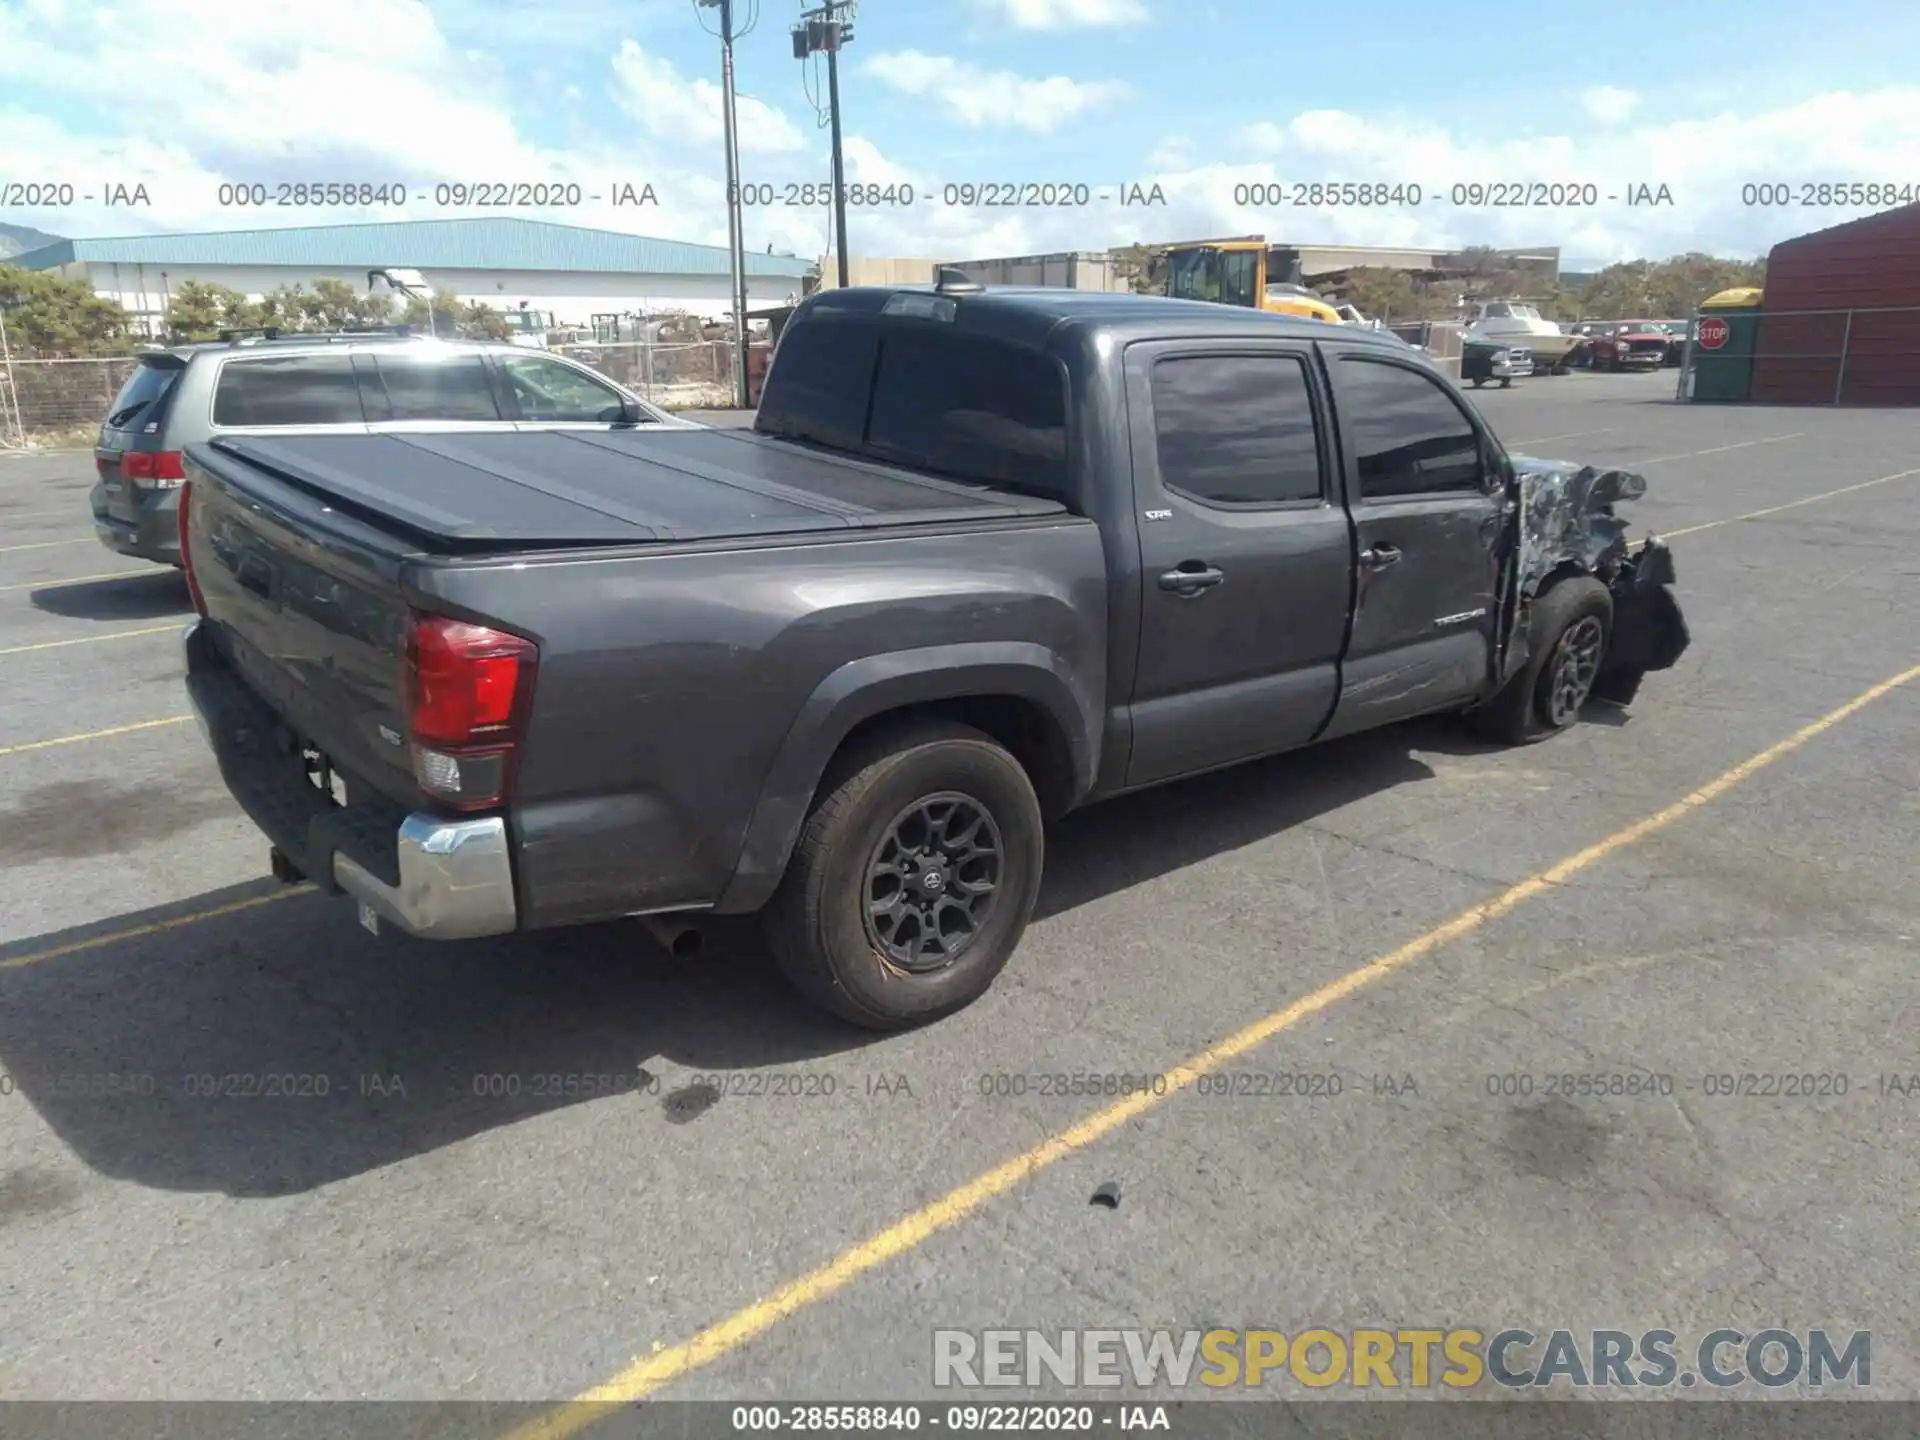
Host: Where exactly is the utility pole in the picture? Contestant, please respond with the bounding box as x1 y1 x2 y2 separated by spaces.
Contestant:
702 0 752 406
795 2 856 289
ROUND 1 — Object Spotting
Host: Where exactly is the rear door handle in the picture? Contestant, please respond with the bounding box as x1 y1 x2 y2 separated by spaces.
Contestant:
1158 562 1225 596
1359 544 1402 571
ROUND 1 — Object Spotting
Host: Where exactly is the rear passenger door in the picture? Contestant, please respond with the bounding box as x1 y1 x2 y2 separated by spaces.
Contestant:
1318 349 1505 739
1123 342 1355 788
355 351 507 432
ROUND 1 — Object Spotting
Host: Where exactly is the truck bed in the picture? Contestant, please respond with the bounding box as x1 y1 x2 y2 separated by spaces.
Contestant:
194 427 1068 551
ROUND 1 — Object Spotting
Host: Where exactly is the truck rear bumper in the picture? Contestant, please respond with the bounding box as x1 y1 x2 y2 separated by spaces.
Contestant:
183 621 519 940
333 814 517 940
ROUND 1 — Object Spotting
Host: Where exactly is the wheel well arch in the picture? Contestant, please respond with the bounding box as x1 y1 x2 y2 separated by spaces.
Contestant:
713 647 1099 916
827 694 1080 822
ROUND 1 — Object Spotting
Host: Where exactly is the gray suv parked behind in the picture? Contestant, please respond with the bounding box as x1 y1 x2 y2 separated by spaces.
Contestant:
91 327 679 566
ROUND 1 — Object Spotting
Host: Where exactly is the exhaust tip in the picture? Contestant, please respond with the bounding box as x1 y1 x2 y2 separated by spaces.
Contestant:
637 913 704 960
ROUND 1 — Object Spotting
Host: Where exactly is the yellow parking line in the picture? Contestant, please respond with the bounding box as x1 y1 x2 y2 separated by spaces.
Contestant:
0 887 313 971
0 537 93 555
505 660 1920 1437
1636 432 1805 464
0 569 155 593
0 623 188 657
1664 467 1920 539
0 715 190 758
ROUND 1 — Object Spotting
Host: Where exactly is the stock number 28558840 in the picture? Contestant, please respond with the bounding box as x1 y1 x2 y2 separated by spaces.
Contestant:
731 1405 923 1431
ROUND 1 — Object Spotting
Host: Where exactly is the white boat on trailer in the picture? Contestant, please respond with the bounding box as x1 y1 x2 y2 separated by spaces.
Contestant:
1464 300 1582 371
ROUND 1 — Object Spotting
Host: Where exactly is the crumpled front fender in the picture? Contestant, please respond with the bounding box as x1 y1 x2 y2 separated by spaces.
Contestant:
1594 539 1690 703
1500 456 1689 697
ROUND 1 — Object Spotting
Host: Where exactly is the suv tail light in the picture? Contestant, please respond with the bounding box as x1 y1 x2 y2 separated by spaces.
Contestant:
121 449 187 486
178 480 208 617
403 613 538 811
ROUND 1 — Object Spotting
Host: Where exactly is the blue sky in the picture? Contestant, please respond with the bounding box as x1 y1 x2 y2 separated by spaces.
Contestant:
4 0 1919 268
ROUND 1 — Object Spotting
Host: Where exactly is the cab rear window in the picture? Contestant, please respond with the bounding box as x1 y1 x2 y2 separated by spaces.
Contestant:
757 314 1068 498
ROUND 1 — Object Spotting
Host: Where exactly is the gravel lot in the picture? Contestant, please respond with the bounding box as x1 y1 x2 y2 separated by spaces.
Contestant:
1 370 1915 1418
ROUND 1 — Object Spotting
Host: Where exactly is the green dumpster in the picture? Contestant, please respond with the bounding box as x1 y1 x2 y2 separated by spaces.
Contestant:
1687 287 1763 402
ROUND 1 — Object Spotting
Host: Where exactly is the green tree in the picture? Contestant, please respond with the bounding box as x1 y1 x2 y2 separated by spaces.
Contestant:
1111 242 1161 294
456 299 515 341
1340 267 1424 322
0 264 133 355
163 279 250 342
1570 254 1765 319
401 287 465 336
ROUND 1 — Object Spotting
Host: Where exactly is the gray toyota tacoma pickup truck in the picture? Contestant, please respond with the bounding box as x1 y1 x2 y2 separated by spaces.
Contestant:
180 279 1689 1029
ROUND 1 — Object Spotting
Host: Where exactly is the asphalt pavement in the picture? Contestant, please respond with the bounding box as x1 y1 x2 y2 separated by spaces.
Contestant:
0 369 1915 1417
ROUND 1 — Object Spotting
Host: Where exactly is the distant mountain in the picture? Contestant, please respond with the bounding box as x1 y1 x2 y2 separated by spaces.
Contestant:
0 222 68 260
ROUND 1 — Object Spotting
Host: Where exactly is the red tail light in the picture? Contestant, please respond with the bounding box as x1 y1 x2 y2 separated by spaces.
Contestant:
121 449 186 484
178 480 208 617
404 613 538 811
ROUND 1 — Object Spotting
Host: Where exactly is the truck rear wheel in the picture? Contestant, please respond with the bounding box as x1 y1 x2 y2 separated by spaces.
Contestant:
1470 577 1614 744
763 720 1044 1030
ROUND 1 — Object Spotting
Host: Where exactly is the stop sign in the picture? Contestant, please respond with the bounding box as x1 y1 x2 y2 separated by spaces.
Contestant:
1697 316 1730 350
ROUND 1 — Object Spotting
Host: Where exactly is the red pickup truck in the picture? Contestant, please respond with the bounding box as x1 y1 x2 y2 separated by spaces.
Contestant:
1587 321 1672 372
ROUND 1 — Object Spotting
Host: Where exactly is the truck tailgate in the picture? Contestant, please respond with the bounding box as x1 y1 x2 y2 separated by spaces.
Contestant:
183 446 423 810
199 427 1067 549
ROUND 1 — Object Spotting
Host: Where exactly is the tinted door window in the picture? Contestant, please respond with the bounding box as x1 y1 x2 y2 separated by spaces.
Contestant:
497 354 627 422
212 356 365 427
1150 355 1322 505
1340 359 1483 498
865 328 1067 496
362 354 501 422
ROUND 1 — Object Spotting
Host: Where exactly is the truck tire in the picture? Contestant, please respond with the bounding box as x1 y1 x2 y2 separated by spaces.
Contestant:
1470 577 1614 745
763 720 1045 1030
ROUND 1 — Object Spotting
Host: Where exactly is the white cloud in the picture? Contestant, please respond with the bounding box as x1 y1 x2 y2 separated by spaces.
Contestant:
1581 86 1642 123
610 41 806 155
3 0 1917 279
975 0 1150 28
861 51 1130 133
1203 89 1920 263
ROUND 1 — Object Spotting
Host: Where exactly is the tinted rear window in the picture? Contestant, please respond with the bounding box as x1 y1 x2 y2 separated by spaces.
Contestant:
757 315 1067 497
103 361 182 431
213 356 366 427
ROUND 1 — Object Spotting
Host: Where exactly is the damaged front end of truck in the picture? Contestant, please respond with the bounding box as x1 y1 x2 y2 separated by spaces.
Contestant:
1499 457 1691 705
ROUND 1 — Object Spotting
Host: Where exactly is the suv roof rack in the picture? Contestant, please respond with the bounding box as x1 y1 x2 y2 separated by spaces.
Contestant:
215 324 423 345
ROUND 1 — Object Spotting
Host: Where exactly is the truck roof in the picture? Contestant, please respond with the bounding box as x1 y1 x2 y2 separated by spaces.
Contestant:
802 284 1415 355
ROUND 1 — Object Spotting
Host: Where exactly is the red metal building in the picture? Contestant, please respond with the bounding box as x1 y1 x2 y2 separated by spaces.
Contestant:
1750 202 1920 404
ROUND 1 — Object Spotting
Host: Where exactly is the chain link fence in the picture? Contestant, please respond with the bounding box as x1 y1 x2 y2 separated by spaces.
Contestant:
1677 304 1920 406
0 339 771 449
550 338 771 410
1 355 145 449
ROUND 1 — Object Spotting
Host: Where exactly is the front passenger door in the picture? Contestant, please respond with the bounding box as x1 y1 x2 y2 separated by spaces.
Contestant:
1319 352 1504 739
495 353 642 430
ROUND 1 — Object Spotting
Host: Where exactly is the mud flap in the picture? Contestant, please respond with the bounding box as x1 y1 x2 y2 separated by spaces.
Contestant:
1595 540 1689 704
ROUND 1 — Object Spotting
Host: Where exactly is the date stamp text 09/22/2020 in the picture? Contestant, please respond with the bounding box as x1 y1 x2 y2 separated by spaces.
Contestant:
8 177 1920 213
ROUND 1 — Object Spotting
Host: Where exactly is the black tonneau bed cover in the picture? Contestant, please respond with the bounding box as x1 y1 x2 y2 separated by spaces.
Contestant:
188 428 1067 550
